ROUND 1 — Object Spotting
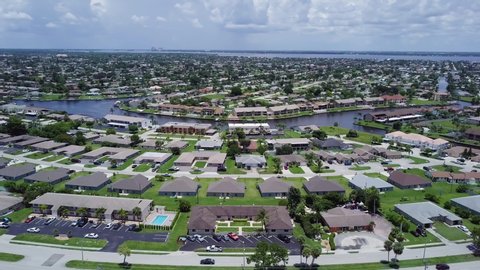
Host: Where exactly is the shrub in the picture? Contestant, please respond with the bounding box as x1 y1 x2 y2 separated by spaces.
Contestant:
329 233 336 250
278 199 288 206
471 215 480 225
456 184 470 193
178 199 191 212
444 201 452 210
300 216 315 238
424 193 440 204
455 207 470 219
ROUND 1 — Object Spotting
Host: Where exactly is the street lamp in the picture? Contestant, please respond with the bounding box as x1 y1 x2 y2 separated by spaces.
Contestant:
241 240 246 269
422 231 428 270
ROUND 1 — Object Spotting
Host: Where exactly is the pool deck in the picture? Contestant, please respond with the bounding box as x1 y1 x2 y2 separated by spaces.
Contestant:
145 210 176 227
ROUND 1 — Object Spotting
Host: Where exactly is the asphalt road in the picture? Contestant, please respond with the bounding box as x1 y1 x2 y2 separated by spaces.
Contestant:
7 218 168 252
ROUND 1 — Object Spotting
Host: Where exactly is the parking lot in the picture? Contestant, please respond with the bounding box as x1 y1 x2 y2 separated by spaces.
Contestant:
180 234 301 255
8 217 169 252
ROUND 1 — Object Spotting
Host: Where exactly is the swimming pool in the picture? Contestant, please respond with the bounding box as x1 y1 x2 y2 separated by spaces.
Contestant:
151 215 168 225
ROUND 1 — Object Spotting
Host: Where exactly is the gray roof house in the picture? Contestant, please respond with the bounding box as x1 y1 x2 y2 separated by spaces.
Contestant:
0 163 36 180
158 176 199 196
304 176 345 195
258 177 293 197
321 207 372 232
277 154 307 166
394 201 462 228
207 177 245 197
349 174 394 192
451 195 480 216
195 140 223 150
0 195 23 215
65 172 110 191
24 168 70 185
30 140 67 153
165 140 189 150
52 145 86 157
313 138 350 150
30 193 153 222
235 155 266 169
108 175 152 194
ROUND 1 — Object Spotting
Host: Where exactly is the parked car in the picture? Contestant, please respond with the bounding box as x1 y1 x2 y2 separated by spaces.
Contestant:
436 263 450 270
222 235 230 241
84 233 99 239
187 235 196 242
200 258 215 265
227 232 239 241
24 216 36 223
27 227 40 233
0 222 10 228
105 222 113 229
1 217 12 224
70 220 78 227
44 217 56 225
77 217 89 227
178 236 187 242
127 224 137 231
169 167 180 171
70 158 81 163
212 234 222 242
112 223 121 230
457 225 470 233
206 245 223 252
90 222 101 229
423 166 431 171
278 234 291 243
131 164 138 168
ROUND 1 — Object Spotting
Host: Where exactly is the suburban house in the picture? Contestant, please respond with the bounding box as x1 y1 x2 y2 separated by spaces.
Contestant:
321 207 372 232
30 193 153 222
82 147 139 163
277 154 307 166
158 176 199 196
0 195 23 216
0 164 36 180
65 172 111 191
349 174 394 192
24 168 70 185
394 201 462 228
133 152 172 165
428 171 480 184
195 140 223 150
465 128 480 141
303 176 345 195
266 138 311 151
313 138 350 150
206 177 245 197
14 136 49 148
188 206 293 235
158 122 212 135
108 175 152 194
93 135 132 147
451 195 480 216
164 140 189 150
388 170 432 189
174 151 226 169
30 140 67 153
0 158 9 169
104 114 151 129
258 177 293 197
52 145 86 157
384 131 449 151
235 154 267 169
228 123 271 135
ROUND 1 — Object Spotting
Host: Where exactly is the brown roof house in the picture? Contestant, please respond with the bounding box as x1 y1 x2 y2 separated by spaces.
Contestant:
24 168 70 185
258 177 293 197
108 175 152 194
388 170 431 189
304 176 345 195
207 177 245 197
0 163 36 181
188 206 292 235
65 172 110 191
158 176 199 196
321 207 372 232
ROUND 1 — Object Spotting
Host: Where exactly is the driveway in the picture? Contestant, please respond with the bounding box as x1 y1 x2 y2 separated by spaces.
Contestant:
8 218 169 252
335 231 386 250
180 234 301 255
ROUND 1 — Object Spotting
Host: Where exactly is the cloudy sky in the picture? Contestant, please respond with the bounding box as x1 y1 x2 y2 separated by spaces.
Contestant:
0 0 479 51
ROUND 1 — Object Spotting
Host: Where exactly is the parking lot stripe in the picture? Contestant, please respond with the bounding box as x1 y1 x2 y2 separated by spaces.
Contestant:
243 236 254 244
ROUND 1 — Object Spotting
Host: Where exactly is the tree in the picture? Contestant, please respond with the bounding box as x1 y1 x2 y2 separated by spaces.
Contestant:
393 242 404 260
472 227 480 250
106 128 116 135
302 245 312 265
130 134 141 146
310 246 322 266
364 187 380 214
5 116 27 136
39 204 48 216
170 147 181 155
346 129 358 138
384 240 393 261
287 187 302 214
312 130 327 140
132 207 142 222
257 143 267 155
275 144 293 155
271 157 281 174
58 206 69 218
230 86 242 96
74 131 86 145
128 124 139 134
76 207 88 217
226 141 241 157
392 122 403 130
155 140 164 149
117 209 128 223
95 207 106 222
239 139 251 152
269 244 289 266
178 199 191 212
256 209 269 234
247 242 271 268
23 182 54 203
117 245 131 265
284 83 293 95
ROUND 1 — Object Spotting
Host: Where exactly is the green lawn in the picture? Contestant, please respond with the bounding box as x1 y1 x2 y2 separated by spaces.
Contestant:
364 173 388 181
0 252 24 262
409 98 446 106
433 222 470 241
288 166 304 174
355 120 390 130
0 229 7 236
283 130 303 138
12 234 107 248
202 93 225 100
219 158 246 174
111 158 135 171
158 155 178 173
260 155 279 174
350 165 371 171
133 163 152 172
5 208 32 223
319 126 382 145
25 152 52 159
408 156 429 164
193 161 207 168
44 155 66 162
432 164 462 173
326 175 352 193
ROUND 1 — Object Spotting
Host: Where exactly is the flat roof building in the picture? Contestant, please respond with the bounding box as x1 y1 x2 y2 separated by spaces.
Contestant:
24 168 70 185
394 201 462 228
0 163 36 180
451 195 480 216
174 151 226 168
349 174 394 192
104 114 151 128
52 145 86 157
82 147 139 162
108 175 152 194
0 195 23 215
134 152 172 165
159 122 212 135
94 135 132 147
304 176 345 195
321 207 372 232
207 177 245 197
195 140 223 150
30 140 67 153
158 176 199 196
65 172 110 191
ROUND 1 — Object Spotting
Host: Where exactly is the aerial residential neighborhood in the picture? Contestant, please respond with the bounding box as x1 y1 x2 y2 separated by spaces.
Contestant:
0 1 480 269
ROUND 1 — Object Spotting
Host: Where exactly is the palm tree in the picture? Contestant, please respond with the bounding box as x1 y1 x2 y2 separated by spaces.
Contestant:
117 208 128 223
255 209 269 234
58 206 69 218
384 240 393 262
310 246 322 266
297 236 306 264
132 207 142 222
393 242 404 261
39 204 48 216
302 245 312 265
76 207 88 218
117 245 131 265
95 207 106 222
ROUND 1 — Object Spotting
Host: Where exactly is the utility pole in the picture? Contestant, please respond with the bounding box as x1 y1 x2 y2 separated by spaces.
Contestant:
241 240 246 270
422 232 428 270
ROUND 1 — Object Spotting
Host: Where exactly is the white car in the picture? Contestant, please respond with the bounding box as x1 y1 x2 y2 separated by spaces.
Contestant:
457 225 469 233
27 227 40 233
84 233 99 239
105 222 113 229
206 245 223 252
70 220 78 226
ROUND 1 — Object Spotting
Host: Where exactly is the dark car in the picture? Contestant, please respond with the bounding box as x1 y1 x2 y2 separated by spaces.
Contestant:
112 223 121 230
1 217 12 224
71 158 81 163
68 170 76 174
77 217 89 227
436 263 450 270
278 234 291 243
423 166 431 171
212 234 222 242
187 235 196 242
127 224 137 231
200 258 215 265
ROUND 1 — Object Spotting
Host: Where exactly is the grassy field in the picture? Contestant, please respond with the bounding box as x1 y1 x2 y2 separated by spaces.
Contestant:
111 158 135 171
193 161 207 168
133 163 152 172
284 130 303 138
288 166 305 174
0 252 24 262
158 155 178 173
433 222 470 241
364 173 388 180
408 156 429 164
25 152 52 159
44 155 66 162
355 120 390 130
5 208 32 223
12 234 107 248
431 164 462 172
350 165 371 171
319 126 382 145
409 98 446 106
219 158 246 174
259 155 278 174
